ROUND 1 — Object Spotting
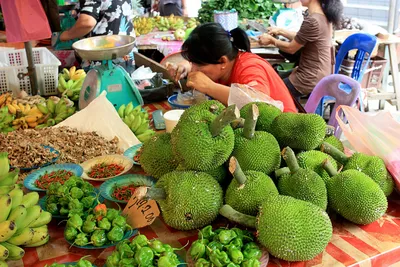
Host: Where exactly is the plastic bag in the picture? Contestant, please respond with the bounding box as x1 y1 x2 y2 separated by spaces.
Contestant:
55 92 140 151
336 105 400 190
0 0 52 43
228 83 284 111
269 8 304 39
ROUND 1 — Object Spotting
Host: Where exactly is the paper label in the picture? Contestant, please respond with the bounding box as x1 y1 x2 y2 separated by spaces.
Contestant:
123 187 160 228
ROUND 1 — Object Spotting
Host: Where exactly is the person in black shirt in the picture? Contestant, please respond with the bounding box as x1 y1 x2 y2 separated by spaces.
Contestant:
60 0 135 41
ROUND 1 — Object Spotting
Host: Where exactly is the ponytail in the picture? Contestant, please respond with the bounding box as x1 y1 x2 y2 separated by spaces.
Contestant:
182 22 250 65
321 0 343 29
229 27 251 53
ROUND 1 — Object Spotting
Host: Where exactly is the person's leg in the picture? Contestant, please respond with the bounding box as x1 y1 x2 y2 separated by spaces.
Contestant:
159 3 182 16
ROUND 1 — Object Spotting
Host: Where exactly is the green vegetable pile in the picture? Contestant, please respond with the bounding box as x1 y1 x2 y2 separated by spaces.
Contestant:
65 205 131 247
45 176 97 217
45 256 93 267
198 0 281 23
105 234 182 267
188 225 262 267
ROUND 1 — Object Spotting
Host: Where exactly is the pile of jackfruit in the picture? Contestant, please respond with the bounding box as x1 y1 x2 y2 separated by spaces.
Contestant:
138 100 394 262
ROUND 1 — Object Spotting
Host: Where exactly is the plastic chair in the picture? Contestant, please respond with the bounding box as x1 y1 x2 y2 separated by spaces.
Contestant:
305 74 361 138
316 33 377 116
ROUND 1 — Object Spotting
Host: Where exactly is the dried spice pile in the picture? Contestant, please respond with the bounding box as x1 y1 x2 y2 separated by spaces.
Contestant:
0 127 122 169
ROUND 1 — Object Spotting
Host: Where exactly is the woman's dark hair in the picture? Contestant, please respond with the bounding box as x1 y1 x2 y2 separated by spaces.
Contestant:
181 22 251 65
320 0 344 29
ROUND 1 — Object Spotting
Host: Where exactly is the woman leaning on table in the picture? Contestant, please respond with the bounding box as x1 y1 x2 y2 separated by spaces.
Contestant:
259 0 343 100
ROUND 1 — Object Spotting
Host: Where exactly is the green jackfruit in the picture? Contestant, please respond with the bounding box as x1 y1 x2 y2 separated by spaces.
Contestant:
139 133 178 179
322 142 394 196
278 147 328 210
219 195 333 262
176 164 228 187
180 100 226 121
171 105 238 171
297 150 338 184
323 160 388 225
240 102 281 132
270 113 327 150
149 171 223 230
232 104 281 174
225 157 279 216
205 165 228 187
321 135 344 152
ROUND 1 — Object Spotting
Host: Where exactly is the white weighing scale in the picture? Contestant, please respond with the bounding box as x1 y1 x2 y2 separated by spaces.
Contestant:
72 35 143 110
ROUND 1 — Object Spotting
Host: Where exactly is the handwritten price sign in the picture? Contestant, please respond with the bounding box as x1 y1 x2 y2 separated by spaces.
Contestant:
123 187 160 229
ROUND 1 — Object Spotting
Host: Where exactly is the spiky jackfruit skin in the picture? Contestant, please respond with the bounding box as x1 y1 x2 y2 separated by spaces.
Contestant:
139 133 178 179
171 117 235 171
232 129 281 175
240 102 281 133
206 165 228 187
180 100 226 121
270 113 326 150
225 171 278 216
278 169 328 210
177 164 229 187
256 195 332 261
297 151 338 184
343 153 393 196
155 171 223 230
322 136 344 152
327 170 388 225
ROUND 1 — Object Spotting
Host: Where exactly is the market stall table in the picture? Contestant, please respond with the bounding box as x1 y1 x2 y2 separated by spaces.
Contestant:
8 101 400 267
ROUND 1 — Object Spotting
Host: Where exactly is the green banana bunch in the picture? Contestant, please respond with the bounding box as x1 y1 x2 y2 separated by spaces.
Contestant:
0 107 15 133
118 102 155 142
0 157 51 257
58 67 86 102
36 97 75 129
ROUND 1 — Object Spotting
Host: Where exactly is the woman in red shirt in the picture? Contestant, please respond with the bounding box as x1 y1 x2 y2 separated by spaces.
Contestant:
168 23 297 113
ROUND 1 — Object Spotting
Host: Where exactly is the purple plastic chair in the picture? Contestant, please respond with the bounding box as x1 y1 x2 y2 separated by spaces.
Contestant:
305 74 361 138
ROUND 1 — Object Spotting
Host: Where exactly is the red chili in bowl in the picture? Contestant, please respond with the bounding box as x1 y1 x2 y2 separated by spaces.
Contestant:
88 163 125 178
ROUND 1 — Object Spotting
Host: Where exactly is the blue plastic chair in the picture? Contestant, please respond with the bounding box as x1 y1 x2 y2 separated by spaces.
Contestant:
305 74 361 138
316 33 377 116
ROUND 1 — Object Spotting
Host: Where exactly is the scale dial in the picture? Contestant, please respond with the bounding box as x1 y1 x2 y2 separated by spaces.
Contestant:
79 69 102 110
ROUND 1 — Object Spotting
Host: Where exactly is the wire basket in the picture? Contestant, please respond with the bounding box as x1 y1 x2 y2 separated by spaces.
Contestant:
0 47 61 96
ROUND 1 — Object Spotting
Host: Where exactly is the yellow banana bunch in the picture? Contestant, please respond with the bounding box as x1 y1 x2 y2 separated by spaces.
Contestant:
133 17 155 35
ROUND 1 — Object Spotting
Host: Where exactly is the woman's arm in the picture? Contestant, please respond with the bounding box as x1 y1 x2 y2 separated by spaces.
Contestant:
60 14 96 41
186 72 230 105
182 0 188 16
268 27 297 41
259 34 303 54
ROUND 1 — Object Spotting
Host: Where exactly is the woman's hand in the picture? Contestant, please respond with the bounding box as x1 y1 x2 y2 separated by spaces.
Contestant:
166 61 190 82
259 33 276 46
186 72 215 94
267 27 281 36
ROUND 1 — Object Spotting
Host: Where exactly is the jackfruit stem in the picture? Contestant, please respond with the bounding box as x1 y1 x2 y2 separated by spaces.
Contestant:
243 104 259 140
322 159 338 177
325 125 335 137
210 105 240 137
320 142 349 165
219 204 256 228
275 167 291 178
144 187 167 200
282 147 300 173
229 157 247 186
209 104 220 114
231 118 245 129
